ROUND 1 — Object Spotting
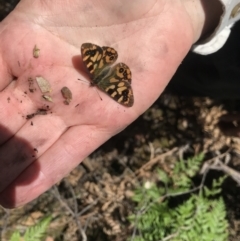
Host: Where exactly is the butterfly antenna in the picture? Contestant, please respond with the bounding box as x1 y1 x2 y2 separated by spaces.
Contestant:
78 78 89 85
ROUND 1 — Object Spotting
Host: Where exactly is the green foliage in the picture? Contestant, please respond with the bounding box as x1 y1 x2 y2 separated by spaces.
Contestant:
171 152 204 192
9 216 51 241
129 153 229 241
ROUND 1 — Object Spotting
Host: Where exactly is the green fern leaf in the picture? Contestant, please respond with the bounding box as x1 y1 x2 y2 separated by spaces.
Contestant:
9 231 21 241
24 216 51 241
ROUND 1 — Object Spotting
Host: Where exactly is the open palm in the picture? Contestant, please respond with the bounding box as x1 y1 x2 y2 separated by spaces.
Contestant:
0 0 195 207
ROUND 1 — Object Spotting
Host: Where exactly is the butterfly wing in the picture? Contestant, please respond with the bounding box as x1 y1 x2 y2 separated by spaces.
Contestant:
98 63 134 107
102 46 118 67
81 43 118 82
81 43 103 79
81 43 133 107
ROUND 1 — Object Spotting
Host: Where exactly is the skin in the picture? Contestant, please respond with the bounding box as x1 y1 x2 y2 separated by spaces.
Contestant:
0 0 222 208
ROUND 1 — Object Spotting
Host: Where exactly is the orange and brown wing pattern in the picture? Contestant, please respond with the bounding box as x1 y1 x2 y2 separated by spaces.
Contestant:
81 43 103 78
81 43 134 107
98 63 134 107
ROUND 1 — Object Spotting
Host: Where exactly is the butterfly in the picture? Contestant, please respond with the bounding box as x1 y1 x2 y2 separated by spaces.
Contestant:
81 43 134 107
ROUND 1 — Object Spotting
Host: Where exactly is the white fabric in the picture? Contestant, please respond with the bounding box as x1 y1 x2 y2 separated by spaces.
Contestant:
192 0 240 55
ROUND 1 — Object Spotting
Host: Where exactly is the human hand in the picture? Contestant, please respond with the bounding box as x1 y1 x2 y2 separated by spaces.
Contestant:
0 0 209 207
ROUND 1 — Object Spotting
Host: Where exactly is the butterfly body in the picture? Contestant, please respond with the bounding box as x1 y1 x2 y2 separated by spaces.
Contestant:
81 43 134 107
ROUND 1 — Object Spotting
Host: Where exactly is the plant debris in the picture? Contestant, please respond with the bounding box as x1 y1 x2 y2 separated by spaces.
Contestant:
33 45 40 58
61 86 72 105
28 77 36 93
42 95 53 102
36 76 52 93
26 108 49 119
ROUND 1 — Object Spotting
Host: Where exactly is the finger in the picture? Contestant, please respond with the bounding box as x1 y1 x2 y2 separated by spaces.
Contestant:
0 61 80 145
0 50 14 90
0 81 37 144
0 114 67 192
0 124 111 208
